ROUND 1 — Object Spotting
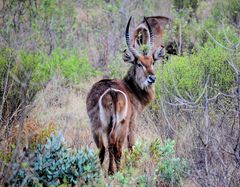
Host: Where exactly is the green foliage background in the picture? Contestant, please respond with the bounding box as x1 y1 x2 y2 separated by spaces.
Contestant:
156 42 235 100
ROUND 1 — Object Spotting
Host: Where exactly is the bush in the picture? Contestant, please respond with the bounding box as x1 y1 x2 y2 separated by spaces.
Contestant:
122 140 146 168
156 42 235 101
212 0 240 26
48 49 101 83
151 139 189 185
14 49 100 86
111 139 188 186
108 53 130 79
0 48 12 87
173 0 199 12
10 134 100 186
164 4 239 56
4 48 99 95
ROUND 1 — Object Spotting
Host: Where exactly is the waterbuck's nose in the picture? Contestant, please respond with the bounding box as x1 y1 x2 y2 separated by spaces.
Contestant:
148 75 156 84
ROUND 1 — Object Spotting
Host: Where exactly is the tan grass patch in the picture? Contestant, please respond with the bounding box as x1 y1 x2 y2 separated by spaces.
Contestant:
29 77 102 148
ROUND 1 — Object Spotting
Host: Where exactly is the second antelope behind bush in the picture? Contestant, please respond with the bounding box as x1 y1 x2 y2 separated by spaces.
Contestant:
86 16 164 175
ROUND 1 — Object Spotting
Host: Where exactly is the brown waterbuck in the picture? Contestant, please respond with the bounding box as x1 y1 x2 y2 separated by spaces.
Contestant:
86 16 164 175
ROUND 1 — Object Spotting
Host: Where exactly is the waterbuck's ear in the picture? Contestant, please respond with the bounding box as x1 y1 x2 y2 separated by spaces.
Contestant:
153 47 165 61
122 49 135 64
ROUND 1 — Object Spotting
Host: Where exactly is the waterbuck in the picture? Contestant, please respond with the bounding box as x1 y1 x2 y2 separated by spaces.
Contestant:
86 17 164 175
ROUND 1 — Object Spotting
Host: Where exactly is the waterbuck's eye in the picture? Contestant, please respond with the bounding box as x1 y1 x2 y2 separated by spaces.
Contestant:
137 63 143 67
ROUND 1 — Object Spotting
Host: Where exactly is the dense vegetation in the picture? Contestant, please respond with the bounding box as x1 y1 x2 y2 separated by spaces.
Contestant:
0 0 239 186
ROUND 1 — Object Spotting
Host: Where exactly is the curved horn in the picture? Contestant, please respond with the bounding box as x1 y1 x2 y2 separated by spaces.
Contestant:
125 16 140 58
144 17 154 55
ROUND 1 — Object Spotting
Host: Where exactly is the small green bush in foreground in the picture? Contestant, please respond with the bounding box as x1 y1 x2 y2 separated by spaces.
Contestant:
151 139 189 185
10 134 100 186
111 139 188 186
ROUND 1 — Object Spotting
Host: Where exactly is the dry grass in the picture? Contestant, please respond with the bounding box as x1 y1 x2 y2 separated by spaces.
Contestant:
29 76 95 148
0 119 57 163
0 120 41 155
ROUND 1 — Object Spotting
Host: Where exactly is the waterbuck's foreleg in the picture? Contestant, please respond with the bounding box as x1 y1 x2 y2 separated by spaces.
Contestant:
92 129 105 165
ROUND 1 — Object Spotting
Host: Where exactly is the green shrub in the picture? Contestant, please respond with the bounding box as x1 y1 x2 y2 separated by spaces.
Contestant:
173 0 199 12
212 0 240 25
11 51 48 93
156 42 235 101
10 134 100 186
48 49 101 83
2 48 99 117
108 53 129 79
0 48 12 86
151 139 189 185
198 18 239 47
164 4 239 55
160 10 239 102
14 49 100 86
111 139 188 186
164 8 196 55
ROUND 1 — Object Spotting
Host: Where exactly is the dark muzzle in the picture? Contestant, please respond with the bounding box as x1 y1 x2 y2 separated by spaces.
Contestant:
147 75 156 84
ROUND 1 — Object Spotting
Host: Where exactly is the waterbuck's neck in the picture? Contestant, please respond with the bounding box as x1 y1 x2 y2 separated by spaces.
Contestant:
123 66 155 108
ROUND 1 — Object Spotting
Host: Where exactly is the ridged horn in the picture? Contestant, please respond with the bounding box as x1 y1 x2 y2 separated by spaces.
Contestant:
125 16 140 58
144 17 154 55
